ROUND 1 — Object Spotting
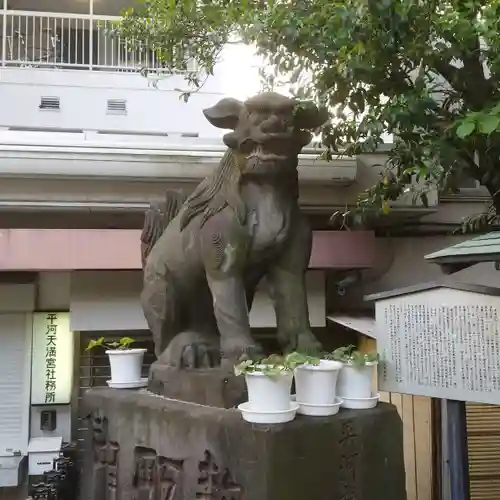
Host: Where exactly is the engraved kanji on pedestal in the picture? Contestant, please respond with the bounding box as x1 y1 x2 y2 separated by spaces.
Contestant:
89 411 120 500
133 446 184 500
338 421 361 500
196 450 244 500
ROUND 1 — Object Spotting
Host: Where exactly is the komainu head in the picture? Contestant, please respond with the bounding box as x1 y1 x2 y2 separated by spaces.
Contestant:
203 92 328 175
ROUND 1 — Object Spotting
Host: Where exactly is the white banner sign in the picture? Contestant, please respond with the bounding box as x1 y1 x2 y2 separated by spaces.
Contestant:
31 312 74 405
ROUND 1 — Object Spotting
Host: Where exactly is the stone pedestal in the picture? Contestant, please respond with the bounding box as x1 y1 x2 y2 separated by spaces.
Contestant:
148 363 247 408
80 388 407 500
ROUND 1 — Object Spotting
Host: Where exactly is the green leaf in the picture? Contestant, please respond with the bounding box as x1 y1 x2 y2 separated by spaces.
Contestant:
233 352 317 377
326 345 378 366
119 337 135 349
456 121 476 139
478 115 500 135
285 351 321 369
350 351 366 366
234 359 254 376
85 337 104 351
261 354 285 365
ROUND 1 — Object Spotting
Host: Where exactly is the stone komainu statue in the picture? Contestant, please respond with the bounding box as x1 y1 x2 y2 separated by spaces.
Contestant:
141 92 327 368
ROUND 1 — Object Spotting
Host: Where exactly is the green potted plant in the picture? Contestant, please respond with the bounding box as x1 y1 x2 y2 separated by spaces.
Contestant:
86 336 147 389
234 353 310 424
293 352 344 416
328 345 380 409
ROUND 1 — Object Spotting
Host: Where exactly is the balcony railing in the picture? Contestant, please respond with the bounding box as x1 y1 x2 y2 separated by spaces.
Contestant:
0 10 192 73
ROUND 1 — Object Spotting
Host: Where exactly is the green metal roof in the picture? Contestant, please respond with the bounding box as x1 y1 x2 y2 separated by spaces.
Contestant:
425 232 500 265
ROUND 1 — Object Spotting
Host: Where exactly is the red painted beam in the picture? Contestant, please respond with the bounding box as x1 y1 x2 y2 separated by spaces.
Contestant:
0 229 375 271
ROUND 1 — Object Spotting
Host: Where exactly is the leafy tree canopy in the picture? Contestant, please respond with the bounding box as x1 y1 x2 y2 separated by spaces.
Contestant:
116 0 500 229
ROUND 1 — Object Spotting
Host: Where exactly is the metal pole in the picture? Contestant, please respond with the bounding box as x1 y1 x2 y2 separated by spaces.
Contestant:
1 0 7 66
445 399 470 500
89 0 93 70
441 399 450 500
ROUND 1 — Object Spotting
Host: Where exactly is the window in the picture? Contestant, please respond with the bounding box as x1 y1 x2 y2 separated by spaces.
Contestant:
7 0 91 15
94 0 136 16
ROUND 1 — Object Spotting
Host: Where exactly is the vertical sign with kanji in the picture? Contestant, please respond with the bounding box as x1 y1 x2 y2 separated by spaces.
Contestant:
31 312 74 405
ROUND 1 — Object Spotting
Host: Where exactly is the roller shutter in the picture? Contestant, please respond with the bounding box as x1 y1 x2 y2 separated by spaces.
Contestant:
466 402 500 500
0 314 32 457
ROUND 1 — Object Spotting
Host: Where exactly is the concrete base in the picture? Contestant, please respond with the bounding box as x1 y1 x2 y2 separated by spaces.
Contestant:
80 388 407 500
148 363 247 408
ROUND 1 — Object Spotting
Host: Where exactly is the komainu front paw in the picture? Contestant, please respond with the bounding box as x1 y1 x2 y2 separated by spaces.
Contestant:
221 338 263 362
180 343 221 368
159 331 221 368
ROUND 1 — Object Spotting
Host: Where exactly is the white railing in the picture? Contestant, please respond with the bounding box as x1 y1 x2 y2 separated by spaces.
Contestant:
0 10 193 73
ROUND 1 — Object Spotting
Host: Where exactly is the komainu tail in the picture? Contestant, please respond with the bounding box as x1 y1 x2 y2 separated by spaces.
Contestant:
140 190 186 268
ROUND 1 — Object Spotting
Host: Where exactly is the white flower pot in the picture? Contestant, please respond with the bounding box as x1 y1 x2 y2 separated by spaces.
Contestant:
337 361 377 400
238 401 299 424
245 370 293 412
294 359 344 405
106 349 146 385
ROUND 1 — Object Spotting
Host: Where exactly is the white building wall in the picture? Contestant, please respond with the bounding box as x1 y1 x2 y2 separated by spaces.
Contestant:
0 44 262 138
69 270 326 331
363 236 468 294
37 272 70 311
0 69 222 136
331 233 500 318
364 235 500 295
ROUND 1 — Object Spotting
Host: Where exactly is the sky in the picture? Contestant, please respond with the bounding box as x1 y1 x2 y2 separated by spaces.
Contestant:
217 44 264 100
216 43 291 101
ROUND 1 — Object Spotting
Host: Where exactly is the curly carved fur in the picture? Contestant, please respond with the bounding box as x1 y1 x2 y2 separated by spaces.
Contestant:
180 150 248 231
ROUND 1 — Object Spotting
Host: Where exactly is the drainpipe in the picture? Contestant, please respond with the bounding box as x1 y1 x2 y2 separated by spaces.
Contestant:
1 0 6 66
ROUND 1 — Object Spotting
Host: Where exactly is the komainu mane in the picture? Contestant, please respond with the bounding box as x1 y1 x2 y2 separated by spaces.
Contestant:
141 92 327 368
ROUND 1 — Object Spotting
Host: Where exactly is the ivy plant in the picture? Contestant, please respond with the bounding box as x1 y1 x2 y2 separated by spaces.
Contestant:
113 0 500 230
326 345 379 367
86 336 136 351
234 352 320 377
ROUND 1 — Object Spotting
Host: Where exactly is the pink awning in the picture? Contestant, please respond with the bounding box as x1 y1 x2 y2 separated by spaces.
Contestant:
0 229 375 271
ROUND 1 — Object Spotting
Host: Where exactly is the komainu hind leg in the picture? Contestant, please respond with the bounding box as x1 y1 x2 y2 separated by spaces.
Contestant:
142 272 221 368
141 273 179 360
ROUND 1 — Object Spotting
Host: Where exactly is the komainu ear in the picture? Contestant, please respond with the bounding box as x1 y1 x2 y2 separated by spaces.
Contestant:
294 102 328 130
203 98 243 130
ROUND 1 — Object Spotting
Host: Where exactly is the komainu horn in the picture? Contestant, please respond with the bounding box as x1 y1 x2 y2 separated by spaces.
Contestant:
140 92 327 368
